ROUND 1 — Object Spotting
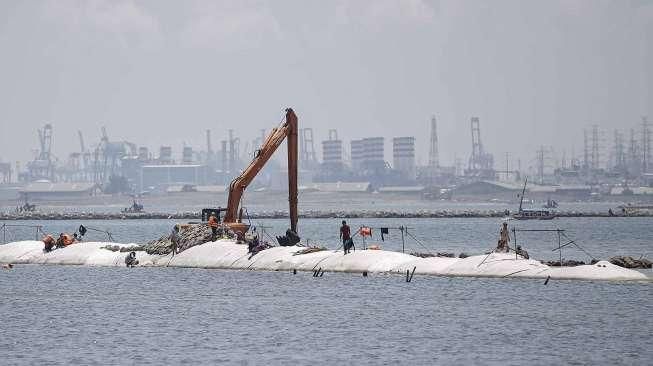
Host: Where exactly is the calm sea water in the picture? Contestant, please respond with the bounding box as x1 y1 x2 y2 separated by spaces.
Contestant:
1 265 651 365
0 191 638 215
1 217 652 365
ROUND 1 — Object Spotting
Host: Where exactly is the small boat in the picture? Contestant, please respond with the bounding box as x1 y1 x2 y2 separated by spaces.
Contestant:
543 198 558 209
513 178 556 220
122 199 144 213
618 204 653 215
513 208 556 220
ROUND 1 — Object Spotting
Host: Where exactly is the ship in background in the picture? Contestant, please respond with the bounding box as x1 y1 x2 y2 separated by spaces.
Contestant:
513 178 556 220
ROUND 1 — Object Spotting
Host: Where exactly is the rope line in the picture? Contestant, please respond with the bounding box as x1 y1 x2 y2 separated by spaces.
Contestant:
404 230 435 256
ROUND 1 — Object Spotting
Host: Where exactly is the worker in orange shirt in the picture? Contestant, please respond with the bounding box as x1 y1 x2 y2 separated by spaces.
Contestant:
63 233 74 246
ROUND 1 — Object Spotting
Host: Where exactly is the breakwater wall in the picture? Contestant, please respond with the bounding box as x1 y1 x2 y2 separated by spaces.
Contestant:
1 209 651 221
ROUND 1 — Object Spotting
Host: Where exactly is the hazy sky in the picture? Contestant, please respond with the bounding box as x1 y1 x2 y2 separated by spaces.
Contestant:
0 0 651 171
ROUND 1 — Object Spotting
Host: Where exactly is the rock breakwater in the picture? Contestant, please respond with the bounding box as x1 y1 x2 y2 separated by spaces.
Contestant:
2 209 652 221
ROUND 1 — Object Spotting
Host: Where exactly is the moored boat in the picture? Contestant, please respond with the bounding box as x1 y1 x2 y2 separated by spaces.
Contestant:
512 178 556 220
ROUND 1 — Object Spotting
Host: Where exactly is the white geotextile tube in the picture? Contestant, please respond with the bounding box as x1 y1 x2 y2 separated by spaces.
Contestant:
0 240 649 282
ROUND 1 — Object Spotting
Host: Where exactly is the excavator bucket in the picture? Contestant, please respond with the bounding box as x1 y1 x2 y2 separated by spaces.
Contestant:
277 229 300 247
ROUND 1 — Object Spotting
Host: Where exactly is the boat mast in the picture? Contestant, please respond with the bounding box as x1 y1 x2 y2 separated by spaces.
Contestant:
518 177 528 213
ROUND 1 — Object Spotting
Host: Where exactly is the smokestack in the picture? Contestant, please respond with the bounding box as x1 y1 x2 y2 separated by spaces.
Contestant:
206 130 212 154
429 115 439 168
221 140 227 173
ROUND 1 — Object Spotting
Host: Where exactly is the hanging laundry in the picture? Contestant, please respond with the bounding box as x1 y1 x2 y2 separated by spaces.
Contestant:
380 227 389 241
359 226 372 237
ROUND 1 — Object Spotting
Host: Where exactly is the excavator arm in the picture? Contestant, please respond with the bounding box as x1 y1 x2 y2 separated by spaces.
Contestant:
223 108 298 235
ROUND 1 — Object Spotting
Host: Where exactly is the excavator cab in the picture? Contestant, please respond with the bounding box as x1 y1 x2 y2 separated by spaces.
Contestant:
201 208 227 222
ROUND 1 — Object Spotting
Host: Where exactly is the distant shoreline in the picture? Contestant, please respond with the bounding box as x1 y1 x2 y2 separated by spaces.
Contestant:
1 210 651 221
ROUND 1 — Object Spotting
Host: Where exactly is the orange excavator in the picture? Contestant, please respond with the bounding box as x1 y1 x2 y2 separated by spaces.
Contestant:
222 108 299 245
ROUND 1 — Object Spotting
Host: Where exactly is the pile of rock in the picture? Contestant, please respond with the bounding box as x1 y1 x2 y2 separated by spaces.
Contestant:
145 224 229 255
293 247 327 256
410 252 435 258
544 259 587 267
609 256 652 269
410 252 456 258
101 244 146 252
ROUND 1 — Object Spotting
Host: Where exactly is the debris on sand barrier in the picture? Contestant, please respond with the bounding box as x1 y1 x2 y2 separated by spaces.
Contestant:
544 259 588 267
544 256 652 269
608 256 652 269
101 244 146 252
292 247 327 256
410 252 456 258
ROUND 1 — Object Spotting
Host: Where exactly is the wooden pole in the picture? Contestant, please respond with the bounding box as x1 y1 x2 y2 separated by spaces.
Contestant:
513 227 517 260
558 229 562 266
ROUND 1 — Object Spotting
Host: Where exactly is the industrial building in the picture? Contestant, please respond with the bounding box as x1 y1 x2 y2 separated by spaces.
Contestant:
139 164 213 192
300 182 372 193
5 113 653 201
317 131 346 182
452 181 592 201
0 162 11 184
350 137 386 170
350 139 365 170
19 182 99 200
322 131 344 169
158 146 173 164
392 137 416 180
362 137 385 171
344 137 390 185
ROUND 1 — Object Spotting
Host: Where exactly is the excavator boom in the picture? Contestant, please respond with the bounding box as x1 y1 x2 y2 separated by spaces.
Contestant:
223 108 298 235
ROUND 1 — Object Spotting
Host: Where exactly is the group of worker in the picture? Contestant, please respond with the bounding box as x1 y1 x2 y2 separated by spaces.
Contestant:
169 211 219 257
166 211 232 257
39 217 531 263
339 220 529 259
207 211 237 241
40 218 531 260
150 213 532 260
42 225 87 252
42 233 79 252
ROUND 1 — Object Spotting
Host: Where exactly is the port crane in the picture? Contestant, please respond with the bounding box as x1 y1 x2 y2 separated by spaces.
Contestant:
223 108 299 241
